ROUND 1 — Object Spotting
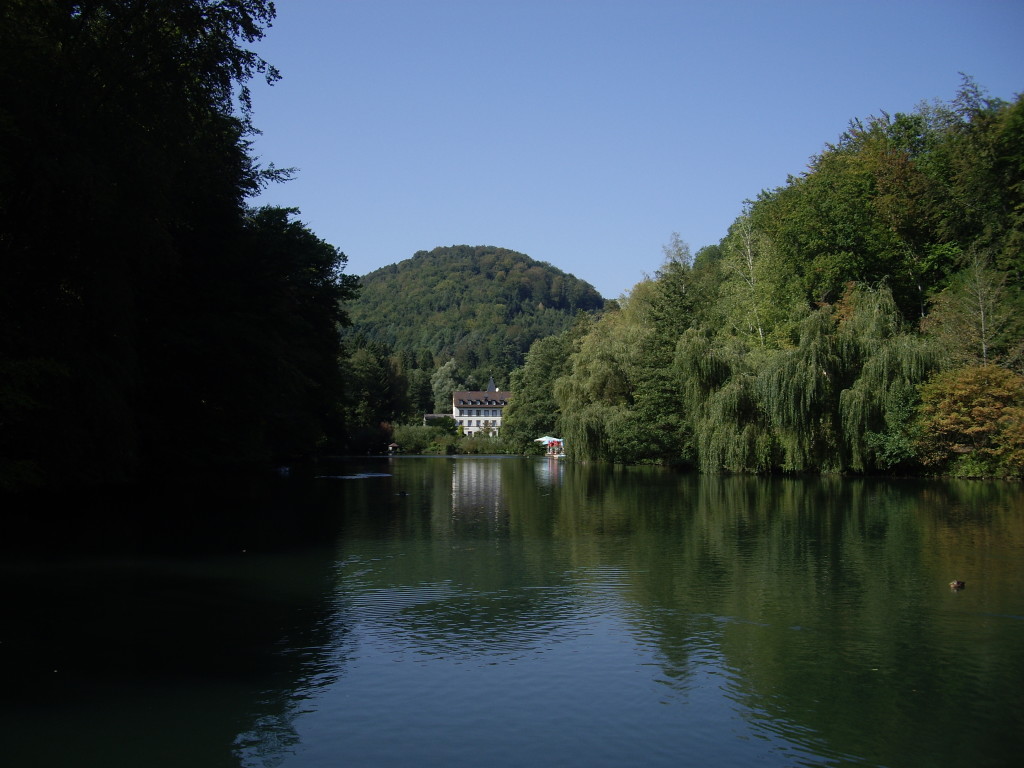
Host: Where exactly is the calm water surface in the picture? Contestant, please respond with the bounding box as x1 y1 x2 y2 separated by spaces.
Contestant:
3 457 1023 767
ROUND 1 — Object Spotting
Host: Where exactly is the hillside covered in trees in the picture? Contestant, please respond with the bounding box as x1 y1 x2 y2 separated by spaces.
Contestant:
504 78 1024 478
333 246 604 449
0 1 357 492
347 245 604 381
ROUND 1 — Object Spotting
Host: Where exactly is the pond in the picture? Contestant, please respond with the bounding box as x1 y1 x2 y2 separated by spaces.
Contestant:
2 457 1023 767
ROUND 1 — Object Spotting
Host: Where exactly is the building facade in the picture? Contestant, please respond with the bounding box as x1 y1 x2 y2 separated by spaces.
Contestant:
452 378 512 437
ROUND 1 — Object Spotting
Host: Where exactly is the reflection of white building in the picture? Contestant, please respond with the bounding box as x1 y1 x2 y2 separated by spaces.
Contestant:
534 456 565 486
453 377 512 437
451 459 504 516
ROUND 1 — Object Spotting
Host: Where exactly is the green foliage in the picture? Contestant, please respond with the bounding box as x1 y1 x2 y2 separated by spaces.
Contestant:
336 245 604 442
344 245 604 387
651 240 727 340
405 368 434 415
0 1 356 490
922 255 1018 365
392 423 455 454
743 78 1022 320
429 434 461 455
342 348 394 428
717 207 805 347
227 207 358 459
430 359 461 414
503 318 591 454
916 365 1024 477
431 416 459 435
390 419 506 455
678 337 775 473
835 286 941 471
525 80 1022 477
861 385 919 471
674 284 940 474
555 280 690 464
458 433 508 455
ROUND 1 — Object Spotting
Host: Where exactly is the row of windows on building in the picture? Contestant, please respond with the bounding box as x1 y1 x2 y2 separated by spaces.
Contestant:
457 419 494 427
459 408 501 417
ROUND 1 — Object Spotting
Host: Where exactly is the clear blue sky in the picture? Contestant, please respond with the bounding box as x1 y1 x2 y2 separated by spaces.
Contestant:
248 0 1024 299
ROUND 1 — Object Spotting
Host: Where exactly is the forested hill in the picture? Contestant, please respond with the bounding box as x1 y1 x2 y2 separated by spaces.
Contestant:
345 245 605 386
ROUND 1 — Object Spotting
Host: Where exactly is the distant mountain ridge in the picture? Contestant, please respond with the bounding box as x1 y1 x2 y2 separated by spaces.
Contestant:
345 245 605 386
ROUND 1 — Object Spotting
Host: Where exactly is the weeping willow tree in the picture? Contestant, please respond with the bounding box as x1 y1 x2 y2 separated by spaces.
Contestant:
673 330 777 472
755 309 845 471
697 372 777 472
753 284 947 474
553 377 616 462
553 304 634 462
838 285 944 470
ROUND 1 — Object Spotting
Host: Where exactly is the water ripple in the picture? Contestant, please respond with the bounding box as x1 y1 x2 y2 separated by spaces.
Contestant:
336 578 588 661
314 472 392 479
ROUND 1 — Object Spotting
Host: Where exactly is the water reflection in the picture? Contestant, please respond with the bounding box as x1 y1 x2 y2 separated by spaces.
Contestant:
227 460 1024 768
8 461 1017 766
452 459 505 516
534 455 566 487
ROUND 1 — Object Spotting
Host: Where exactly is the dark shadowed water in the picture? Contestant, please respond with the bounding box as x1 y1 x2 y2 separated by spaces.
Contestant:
2 457 1023 767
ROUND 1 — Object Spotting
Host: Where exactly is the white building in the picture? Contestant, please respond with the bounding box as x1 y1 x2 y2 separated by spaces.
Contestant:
452 377 512 437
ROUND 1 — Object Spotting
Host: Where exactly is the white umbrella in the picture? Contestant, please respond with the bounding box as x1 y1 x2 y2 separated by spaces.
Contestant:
534 436 560 444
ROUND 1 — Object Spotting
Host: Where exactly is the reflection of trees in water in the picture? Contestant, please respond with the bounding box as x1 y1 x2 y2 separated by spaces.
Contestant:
235 603 354 767
541 469 1024 766
2 472 357 768
235 459 1024 767
232 551 379 767
228 476 367 767
325 460 582 661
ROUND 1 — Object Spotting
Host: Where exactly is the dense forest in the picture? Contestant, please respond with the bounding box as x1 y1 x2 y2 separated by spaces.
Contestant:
347 245 604 383
334 245 603 451
504 78 1024 478
0 0 357 492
